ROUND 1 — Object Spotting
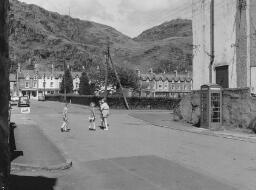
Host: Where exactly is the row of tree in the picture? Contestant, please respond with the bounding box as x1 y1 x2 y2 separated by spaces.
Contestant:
60 65 139 95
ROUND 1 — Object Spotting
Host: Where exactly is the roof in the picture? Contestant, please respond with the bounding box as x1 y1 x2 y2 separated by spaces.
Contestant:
140 73 192 82
18 69 81 79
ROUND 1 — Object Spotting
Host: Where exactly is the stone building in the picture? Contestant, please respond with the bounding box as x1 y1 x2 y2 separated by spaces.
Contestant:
192 0 256 92
16 64 81 99
139 71 192 97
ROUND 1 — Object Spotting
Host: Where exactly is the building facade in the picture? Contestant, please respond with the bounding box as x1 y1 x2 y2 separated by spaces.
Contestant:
192 0 256 91
16 64 81 99
139 72 192 97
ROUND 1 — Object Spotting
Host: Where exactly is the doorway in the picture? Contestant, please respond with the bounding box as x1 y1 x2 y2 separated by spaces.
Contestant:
216 66 229 88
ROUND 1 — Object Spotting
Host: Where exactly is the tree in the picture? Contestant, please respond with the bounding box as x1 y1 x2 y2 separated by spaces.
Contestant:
116 67 139 90
0 0 10 188
60 68 73 94
79 72 94 95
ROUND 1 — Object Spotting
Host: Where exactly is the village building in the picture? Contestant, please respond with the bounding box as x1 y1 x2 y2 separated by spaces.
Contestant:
138 71 192 97
192 0 256 92
16 64 82 99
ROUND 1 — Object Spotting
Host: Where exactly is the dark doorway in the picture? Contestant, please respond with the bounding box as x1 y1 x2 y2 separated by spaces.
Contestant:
216 66 229 88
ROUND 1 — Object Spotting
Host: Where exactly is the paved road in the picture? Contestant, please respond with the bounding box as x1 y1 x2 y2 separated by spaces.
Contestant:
12 101 256 190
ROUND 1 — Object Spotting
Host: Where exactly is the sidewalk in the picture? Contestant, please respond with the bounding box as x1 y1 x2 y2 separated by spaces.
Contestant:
11 111 72 173
129 111 256 143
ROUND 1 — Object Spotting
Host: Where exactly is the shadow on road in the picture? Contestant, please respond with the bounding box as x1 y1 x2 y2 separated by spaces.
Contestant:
9 175 57 190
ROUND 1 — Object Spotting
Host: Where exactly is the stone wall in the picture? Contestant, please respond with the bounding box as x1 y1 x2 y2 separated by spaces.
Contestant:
174 88 256 130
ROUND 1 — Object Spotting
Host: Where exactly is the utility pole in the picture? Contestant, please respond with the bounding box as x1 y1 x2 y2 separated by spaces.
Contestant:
107 45 130 110
0 0 10 189
209 0 215 83
43 73 46 96
63 61 67 102
104 50 109 100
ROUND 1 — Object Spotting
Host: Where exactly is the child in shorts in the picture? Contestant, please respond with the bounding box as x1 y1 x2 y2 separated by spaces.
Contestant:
89 102 96 130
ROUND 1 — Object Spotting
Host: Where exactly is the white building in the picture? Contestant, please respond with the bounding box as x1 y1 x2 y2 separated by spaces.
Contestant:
192 0 256 92
18 64 82 99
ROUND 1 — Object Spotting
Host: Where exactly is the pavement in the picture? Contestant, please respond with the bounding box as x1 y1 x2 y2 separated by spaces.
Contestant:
129 112 256 143
9 101 256 190
10 105 72 172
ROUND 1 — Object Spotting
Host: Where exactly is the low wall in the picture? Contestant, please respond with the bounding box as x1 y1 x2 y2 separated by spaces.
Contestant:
45 94 181 110
174 88 256 130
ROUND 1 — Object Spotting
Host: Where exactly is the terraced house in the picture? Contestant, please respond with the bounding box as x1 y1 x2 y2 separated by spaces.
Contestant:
139 71 192 97
16 64 81 99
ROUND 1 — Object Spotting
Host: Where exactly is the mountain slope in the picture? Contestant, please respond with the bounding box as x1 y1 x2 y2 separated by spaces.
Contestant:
9 0 192 73
134 19 192 42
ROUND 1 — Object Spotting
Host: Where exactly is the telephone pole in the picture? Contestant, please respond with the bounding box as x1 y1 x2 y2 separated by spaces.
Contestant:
63 61 67 102
106 44 130 110
43 73 46 96
104 51 109 100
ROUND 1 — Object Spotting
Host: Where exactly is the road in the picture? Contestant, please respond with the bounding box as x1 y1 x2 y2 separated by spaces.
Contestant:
11 101 256 190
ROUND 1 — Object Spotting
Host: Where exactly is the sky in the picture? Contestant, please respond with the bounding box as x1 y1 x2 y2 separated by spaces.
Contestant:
20 0 192 37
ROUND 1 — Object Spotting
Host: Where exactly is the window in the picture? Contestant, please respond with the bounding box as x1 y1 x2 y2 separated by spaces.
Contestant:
33 82 37 88
158 81 163 89
164 81 168 89
50 82 54 87
25 81 29 88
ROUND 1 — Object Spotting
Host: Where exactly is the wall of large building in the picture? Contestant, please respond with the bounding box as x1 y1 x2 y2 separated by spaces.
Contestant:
249 0 256 93
193 0 256 91
193 0 238 89
192 0 211 90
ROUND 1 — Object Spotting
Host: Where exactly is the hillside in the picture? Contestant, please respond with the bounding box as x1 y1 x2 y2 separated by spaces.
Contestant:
9 0 192 73
134 19 192 42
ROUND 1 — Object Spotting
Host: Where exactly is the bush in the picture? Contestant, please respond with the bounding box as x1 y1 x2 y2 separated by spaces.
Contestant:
45 94 181 110
248 117 256 133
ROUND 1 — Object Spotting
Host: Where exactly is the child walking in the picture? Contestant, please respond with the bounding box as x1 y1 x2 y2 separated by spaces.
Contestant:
61 103 70 132
89 102 96 130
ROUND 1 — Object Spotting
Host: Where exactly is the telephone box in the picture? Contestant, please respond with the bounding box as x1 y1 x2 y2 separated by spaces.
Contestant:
200 84 222 129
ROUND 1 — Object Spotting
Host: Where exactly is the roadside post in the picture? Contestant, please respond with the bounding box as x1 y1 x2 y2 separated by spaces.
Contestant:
200 84 222 130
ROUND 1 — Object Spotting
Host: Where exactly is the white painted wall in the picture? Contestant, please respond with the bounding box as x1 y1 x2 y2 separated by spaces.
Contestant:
192 0 237 89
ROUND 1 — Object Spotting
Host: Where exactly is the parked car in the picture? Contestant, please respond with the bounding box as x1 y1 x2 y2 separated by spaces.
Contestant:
38 94 45 101
18 96 30 107
10 96 19 105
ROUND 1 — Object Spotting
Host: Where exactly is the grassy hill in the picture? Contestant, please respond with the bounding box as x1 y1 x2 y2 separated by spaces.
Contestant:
9 0 192 73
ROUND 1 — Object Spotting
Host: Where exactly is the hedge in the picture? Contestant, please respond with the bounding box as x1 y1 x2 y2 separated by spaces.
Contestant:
45 94 181 110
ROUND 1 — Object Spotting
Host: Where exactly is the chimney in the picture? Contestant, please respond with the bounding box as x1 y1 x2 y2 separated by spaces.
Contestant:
186 70 190 78
174 70 178 77
135 68 141 77
18 63 21 73
51 64 54 74
34 63 39 72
